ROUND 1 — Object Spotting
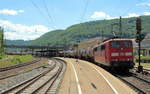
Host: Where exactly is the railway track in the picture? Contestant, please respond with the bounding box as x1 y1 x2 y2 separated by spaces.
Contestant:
130 67 150 83
0 58 42 80
134 67 150 74
0 58 66 94
116 73 150 94
0 65 46 80
94 61 150 93
130 71 150 83
0 58 41 72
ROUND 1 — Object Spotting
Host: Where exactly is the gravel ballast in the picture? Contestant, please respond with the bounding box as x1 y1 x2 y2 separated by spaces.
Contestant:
0 60 53 92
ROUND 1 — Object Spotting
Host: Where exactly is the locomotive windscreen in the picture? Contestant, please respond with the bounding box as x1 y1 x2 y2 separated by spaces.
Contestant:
111 41 132 48
124 41 132 48
111 41 120 48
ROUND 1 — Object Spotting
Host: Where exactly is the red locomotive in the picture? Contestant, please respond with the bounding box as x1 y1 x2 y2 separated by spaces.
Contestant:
66 38 135 71
93 38 134 70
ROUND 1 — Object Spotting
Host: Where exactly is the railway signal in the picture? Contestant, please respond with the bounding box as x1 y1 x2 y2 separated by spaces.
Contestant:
136 18 141 33
136 34 145 42
136 17 143 73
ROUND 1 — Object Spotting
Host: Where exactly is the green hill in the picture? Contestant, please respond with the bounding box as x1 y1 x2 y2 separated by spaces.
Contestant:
29 16 150 46
5 40 29 45
28 30 65 46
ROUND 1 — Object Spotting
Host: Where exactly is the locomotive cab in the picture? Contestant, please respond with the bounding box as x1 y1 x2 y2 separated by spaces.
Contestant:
109 40 135 69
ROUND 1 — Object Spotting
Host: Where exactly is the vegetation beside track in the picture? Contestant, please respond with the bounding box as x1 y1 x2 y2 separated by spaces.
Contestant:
0 55 34 68
0 54 7 59
134 56 150 69
135 56 150 60
135 62 150 69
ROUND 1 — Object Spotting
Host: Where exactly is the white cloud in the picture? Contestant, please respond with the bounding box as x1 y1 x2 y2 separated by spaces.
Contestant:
124 13 140 18
90 11 140 20
91 11 142 20
0 20 50 40
0 9 24 15
90 11 121 20
136 2 150 6
106 16 118 20
143 12 150 16
90 11 111 19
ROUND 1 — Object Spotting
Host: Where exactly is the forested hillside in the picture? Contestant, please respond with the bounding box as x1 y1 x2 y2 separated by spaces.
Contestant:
28 30 65 46
28 16 150 46
5 40 29 45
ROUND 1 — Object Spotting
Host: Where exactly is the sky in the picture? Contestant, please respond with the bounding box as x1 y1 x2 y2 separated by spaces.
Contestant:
0 0 150 40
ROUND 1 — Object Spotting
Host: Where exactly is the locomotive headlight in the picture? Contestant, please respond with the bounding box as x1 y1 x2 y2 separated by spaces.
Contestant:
125 52 132 56
115 59 118 61
112 59 118 62
111 53 119 56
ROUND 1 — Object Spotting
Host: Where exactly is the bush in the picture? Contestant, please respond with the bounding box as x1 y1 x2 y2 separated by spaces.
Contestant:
135 56 150 63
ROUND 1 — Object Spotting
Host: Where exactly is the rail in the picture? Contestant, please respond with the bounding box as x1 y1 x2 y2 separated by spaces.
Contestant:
115 73 150 94
0 58 66 94
0 58 41 72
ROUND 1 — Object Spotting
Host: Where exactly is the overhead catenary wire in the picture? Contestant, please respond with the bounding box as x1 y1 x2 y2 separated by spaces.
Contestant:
119 3 137 38
42 0 56 29
121 7 134 17
30 0 53 28
80 0 90 23
111 2 136 38
121 0 147 17
73 0 90 43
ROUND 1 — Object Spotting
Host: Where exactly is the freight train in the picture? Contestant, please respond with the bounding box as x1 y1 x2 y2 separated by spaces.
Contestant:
65 38 135 71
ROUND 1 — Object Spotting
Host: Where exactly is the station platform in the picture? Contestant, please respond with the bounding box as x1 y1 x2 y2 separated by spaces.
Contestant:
57 58 137 94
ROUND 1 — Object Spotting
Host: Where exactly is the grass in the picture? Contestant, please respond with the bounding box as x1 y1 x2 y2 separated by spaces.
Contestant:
134 56 150 69
0 55 34 68
0 54 7 59
135 56 150 60
135 62 150 69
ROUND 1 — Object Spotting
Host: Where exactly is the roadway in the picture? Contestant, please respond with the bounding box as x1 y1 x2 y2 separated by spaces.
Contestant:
57 58 137 94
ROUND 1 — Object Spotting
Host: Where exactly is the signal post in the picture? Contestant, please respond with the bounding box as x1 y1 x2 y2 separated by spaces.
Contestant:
136 17 143 73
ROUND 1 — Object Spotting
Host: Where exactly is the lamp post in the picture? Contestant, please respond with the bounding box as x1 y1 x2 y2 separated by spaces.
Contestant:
75 39 80 62
63 38 67 58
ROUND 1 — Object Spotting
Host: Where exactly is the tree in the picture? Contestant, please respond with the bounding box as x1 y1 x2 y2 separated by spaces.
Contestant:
0 27 4 56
